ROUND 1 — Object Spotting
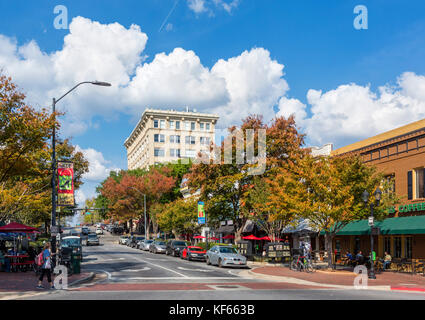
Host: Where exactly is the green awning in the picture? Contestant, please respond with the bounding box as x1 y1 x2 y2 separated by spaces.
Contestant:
321 215 425 236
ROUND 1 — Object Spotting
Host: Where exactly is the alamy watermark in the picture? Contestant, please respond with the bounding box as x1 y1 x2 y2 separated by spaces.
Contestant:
53 264 68 289
353 5 368 30
53 5 69 30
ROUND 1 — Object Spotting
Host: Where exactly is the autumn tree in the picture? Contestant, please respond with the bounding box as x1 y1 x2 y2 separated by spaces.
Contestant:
0 73 88 226
157 198 199 239
296 154 399 268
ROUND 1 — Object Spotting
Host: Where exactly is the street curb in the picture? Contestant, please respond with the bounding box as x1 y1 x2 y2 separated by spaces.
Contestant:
68 272 95 287
245 267 392 292
391 286 425 293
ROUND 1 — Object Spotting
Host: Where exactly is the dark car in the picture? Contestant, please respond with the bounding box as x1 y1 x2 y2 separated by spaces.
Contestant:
166 240 187 257
181 246 207 261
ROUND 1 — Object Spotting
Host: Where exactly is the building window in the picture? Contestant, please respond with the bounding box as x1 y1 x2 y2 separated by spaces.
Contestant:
200 137 210 145
405 237 412 259
154 120 159 128
170 121 175 129
191 122 195 130
415 168 425 199
185 121 190 130
154 148 164 157
154 134 165 142
393 237 402 258
170 149 181 157
384 237 391 256
160 120 165 129
185 136 195 145
408 171 413 200
206 123 210 131
185 150 196 158
176 121 180 130
170 135 180 143
200 123 204 130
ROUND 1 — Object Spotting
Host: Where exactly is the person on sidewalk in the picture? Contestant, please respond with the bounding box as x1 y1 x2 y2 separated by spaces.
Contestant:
383 252 392 270
355 251 365 265
36 242 55 289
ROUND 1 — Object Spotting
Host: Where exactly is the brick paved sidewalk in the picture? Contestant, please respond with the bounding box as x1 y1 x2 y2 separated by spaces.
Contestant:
0 271 93 292
251 266 425 292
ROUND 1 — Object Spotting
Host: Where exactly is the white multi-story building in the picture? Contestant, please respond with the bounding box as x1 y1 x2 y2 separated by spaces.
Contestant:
124 108 219 170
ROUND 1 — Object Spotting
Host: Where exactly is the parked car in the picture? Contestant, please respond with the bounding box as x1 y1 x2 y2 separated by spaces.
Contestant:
81 227 89 235
128 236 145 248
87 233 100 246
149 241 167 254
165 240 187 257
139 239 154 251
96 228 103 235
119 235 129 245
181 246 207 261
206 245 247 268
60 236 83 261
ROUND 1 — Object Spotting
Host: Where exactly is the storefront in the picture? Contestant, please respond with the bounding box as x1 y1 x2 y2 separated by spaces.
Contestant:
330 118 425 259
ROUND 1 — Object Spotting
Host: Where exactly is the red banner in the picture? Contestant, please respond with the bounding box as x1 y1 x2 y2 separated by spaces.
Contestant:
57 161 74 206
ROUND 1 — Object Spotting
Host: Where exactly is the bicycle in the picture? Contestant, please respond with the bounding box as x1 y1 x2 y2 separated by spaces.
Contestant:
290 255 315 273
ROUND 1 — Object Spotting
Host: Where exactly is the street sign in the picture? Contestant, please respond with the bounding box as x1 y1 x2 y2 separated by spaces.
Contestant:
368 216 374 226
51 226 59 235
198 201 206 225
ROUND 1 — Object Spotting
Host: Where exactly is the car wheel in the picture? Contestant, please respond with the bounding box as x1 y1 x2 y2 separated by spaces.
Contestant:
218 259 223 268
206 257 211 265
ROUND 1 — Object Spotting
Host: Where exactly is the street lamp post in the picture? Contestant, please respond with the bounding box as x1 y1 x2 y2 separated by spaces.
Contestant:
362 188 382 280
51 81 111 265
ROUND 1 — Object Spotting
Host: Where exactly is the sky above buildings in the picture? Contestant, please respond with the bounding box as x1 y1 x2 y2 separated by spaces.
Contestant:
1 0 425 207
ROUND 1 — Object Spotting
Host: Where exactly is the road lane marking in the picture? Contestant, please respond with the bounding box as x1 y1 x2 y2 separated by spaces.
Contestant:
144 257 168 261
130 256 189 278
177 267 214 272
115 277 241 280
118 267 151 272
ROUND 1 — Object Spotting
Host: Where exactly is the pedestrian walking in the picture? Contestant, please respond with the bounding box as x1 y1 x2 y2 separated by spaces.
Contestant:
36 242 55 289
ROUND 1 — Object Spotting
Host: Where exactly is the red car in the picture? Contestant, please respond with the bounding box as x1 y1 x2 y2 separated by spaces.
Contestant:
181 246 207 261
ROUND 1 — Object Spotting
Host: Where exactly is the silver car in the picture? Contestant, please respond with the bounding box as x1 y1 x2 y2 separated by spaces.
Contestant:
87 234 100 246
206 246 247 268
140 239 154 251
149 241 167 254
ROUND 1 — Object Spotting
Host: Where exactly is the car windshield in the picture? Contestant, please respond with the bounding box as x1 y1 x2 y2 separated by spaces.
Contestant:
135 237 144 240
219 247 238 254
174 241 186 246
61 238 81 247
156 241 165 245
146 240 154 244
189 247 204 252
88 234 97 239
120 236 128 239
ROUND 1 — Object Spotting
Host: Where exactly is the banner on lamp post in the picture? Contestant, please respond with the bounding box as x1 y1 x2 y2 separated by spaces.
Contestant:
198 201 206 225
57 161 74 206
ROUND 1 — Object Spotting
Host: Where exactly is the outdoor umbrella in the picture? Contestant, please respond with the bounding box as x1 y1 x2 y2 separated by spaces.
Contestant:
242 235 262 240
222 235 235 239
259 236 271 241
0 222 37 233
209 237 219 241
193 235 206 239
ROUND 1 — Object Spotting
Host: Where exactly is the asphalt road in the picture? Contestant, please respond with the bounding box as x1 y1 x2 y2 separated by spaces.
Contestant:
21 231 425 300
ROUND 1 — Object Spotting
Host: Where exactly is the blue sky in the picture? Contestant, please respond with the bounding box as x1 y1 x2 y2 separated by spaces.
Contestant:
1 0 425 208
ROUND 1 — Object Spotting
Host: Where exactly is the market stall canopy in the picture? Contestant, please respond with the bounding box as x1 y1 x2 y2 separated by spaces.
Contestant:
281 219 317 235
0 222 37 233
215 225 234 234
242 234 262 240
324 215 425 235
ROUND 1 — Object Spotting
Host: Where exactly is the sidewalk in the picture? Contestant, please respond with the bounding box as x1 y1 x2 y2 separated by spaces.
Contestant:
0 271 94 299
248 266 425 293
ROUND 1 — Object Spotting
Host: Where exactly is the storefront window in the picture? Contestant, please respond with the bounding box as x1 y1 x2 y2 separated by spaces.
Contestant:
393 237 402 258
405 237 412 259
415 168 425 199
384 237 391 255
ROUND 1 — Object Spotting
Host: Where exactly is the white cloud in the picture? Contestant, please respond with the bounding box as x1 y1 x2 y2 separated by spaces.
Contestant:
187 0 208 14
0 17 286 135
74 145 119 182
187 0 240 15
277 72 425 147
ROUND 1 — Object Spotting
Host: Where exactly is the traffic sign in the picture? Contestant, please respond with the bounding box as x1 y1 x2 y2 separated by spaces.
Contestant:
368 216 374 226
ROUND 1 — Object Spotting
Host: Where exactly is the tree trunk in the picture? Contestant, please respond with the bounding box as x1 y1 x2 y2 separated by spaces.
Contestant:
325 233 333 269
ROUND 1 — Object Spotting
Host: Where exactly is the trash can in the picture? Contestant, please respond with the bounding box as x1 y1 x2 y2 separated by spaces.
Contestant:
71 254 81 274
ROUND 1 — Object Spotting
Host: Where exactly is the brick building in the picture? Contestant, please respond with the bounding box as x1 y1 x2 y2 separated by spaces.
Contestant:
329 118 425 259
